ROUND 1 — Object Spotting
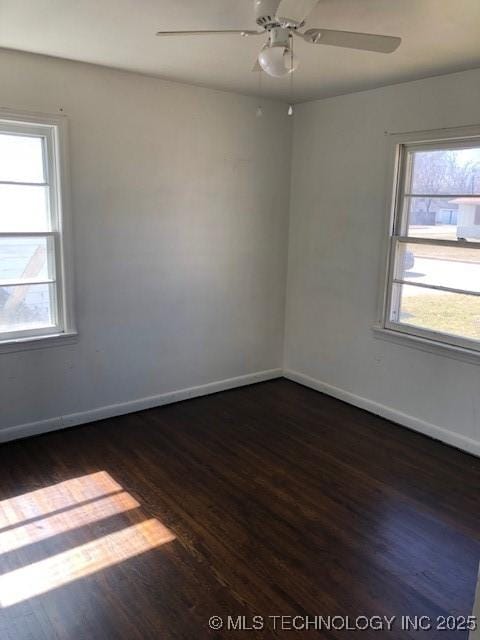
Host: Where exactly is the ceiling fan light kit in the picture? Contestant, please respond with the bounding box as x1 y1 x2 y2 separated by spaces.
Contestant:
156 0 402 80
258 27 298 77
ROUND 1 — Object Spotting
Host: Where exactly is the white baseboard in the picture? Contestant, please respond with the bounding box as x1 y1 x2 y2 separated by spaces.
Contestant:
284 369 480 458
3 366 479 457
0 368 282 444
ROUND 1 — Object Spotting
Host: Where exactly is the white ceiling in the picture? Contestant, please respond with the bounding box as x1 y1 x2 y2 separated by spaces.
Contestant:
1 0 480 102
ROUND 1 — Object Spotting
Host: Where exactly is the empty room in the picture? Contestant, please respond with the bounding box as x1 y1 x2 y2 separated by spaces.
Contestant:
0 0 479 638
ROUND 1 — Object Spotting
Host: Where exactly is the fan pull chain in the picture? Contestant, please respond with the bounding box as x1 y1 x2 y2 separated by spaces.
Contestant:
288 35 294 116
256 65 263 117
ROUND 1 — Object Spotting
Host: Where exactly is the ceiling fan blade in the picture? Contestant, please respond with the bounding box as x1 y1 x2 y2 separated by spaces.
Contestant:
156 29 262 37
276 0 320 25
303 28 401 53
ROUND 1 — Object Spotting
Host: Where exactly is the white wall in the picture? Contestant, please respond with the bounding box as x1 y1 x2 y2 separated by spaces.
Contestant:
0 49 292 437
285 68 480 456
2 49 479 455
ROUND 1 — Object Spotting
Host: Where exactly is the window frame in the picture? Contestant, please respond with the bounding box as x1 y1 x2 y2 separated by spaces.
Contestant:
0 110 76 352
377 128 480 359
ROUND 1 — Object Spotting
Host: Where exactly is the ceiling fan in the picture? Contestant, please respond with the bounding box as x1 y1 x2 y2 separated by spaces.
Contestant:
156 0 401 78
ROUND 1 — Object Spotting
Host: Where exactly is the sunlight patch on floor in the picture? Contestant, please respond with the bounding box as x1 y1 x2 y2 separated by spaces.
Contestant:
0 472 176 607
0 491 140 554
0 519 175 607
0 471 122 529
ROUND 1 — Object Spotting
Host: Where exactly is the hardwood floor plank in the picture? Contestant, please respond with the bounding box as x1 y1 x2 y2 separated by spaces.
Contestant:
0 379 478 639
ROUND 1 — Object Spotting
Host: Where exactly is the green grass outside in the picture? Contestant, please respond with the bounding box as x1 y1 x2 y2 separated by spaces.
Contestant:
401 292 480 341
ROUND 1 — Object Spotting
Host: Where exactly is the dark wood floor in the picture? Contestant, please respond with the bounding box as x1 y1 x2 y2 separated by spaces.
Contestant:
0 379 478 639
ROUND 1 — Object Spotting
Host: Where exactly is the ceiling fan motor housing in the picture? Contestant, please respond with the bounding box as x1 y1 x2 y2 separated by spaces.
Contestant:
269 27 290 48
254 0 282 28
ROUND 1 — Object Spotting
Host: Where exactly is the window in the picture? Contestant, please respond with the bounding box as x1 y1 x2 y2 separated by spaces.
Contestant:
383 137 480 353
0 113 74 347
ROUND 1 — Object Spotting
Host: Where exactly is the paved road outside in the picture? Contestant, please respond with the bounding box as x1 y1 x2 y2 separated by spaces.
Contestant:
403 257 480 297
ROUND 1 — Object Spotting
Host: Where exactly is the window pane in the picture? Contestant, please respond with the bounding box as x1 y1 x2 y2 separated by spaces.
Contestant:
0 134 45 184
395 242 480 293
0 237 54 285
409 147 480 196
403 196 480 242
0 184 50 232
0 283 56 334
391 283 480 342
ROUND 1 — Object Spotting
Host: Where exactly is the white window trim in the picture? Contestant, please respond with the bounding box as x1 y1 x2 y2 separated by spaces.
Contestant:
374 125 480 364
0 108 76 353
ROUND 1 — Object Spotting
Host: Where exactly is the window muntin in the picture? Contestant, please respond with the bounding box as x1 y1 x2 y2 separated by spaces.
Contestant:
0 119 68 342
385 138 480 351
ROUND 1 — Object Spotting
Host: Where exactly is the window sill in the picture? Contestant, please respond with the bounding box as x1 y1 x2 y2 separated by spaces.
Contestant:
0 331 78 354
372 325 480 366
